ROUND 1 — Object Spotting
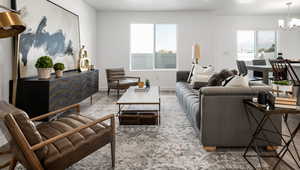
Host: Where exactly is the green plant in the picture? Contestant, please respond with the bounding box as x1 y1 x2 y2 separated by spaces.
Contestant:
35 56 53 68
145 79 150 87
273 80 290 86
53 63 65 71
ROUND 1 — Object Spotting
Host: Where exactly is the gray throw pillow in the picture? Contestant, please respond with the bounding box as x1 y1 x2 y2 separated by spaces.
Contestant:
208 69 238 86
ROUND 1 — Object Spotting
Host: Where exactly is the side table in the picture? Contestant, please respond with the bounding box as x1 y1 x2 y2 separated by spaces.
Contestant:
243 100 300 169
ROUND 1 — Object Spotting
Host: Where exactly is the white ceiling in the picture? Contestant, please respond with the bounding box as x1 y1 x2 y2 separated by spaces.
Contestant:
85 0 300 15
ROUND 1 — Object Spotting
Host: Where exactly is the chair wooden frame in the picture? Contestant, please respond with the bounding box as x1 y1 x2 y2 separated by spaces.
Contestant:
5 104 116 170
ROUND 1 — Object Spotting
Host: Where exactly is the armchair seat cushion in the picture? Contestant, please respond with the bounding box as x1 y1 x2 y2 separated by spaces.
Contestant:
109 79 139 88
37 114 112 170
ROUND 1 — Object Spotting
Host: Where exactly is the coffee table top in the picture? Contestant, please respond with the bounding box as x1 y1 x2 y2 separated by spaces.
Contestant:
117 86 160 104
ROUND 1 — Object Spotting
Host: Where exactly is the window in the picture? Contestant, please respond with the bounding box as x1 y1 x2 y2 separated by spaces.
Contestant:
237 30 277 60
237 31 255 60
130 24 177 70
257 31 277 57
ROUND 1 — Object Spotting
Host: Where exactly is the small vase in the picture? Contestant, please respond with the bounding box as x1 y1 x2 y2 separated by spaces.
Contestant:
37 68 52 79
55 70 63 78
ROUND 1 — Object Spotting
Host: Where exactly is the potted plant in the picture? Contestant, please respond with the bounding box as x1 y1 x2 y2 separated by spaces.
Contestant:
145 79 150 88
53 63 65 78
35 56 53 79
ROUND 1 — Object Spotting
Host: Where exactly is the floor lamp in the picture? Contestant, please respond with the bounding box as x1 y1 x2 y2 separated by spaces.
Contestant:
0 5 26 106
0 7 25 168
188 44 201 82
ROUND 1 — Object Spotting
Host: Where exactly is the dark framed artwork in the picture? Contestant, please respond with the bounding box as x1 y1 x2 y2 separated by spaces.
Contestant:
12 0 81 78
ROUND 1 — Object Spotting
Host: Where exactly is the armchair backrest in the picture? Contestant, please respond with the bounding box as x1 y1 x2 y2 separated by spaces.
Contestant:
0 101 44 170
269 59 288 81
236 60 248 76
106 68 125 83
253 59 266 78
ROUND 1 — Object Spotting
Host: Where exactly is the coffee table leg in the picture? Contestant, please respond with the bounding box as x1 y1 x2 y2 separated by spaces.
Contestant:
118 104 121 116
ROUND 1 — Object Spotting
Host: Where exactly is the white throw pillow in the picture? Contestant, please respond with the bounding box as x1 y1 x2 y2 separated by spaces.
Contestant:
193 65 214 76
225 75 249 88
190 65 214 84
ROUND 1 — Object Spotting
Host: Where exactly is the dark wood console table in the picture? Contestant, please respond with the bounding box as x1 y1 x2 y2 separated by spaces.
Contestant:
10 70 99 118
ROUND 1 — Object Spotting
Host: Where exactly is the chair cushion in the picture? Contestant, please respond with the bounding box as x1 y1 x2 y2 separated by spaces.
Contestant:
37 114 112 170
109 79 139 88
6 108 48 160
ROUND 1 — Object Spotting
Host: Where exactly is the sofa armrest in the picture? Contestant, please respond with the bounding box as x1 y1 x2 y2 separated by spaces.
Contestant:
249 81 268 87
200 86 271 96
199 85 281 147
176 71 190 82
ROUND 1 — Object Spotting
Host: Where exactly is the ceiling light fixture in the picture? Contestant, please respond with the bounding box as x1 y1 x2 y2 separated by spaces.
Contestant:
278 2 300 30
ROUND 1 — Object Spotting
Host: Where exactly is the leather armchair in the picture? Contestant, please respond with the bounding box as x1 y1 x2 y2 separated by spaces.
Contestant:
0 101 115 170
106 68 140 97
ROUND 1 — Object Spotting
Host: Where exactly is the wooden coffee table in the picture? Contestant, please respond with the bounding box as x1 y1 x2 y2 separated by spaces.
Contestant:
116 86 161 125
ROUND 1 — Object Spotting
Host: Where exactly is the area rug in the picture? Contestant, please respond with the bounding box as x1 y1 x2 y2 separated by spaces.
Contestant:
7 92 271 170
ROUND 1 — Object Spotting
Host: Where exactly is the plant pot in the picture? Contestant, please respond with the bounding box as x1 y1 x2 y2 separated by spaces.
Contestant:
55 70 63 78
37 68 52 79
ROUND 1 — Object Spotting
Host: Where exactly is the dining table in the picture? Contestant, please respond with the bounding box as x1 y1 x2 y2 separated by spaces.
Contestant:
246 65 273 84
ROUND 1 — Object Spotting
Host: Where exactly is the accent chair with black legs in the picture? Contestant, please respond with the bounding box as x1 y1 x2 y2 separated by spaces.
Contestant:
106 68 140 97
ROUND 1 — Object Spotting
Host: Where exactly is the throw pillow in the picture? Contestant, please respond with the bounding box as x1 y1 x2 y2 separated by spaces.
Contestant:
190 65 214 85
225 75 249 88
208 69 237 86
207 73 222 86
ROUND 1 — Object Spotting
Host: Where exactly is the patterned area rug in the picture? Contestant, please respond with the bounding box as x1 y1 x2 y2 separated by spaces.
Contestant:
2 92 276 169
67 92 268 170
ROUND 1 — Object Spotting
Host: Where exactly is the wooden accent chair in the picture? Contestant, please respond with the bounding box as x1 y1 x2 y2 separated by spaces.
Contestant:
106 68 140 97
0 101 115 170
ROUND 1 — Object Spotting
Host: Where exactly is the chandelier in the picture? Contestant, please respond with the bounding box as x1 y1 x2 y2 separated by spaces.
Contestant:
278 2 300 30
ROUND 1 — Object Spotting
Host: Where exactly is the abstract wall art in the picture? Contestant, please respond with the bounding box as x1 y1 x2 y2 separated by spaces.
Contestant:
12 0 80 77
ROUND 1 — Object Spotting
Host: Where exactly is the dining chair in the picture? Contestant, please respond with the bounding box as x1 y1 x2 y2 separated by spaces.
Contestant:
252 59 266 80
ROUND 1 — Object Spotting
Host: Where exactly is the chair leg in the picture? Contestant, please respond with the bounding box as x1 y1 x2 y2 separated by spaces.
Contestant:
107 88 110 96
111 139 115 167
111 117 116 168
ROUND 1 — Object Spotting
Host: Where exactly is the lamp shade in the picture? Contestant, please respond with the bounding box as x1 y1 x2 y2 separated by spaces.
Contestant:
0 11 25 38
192 44 201 60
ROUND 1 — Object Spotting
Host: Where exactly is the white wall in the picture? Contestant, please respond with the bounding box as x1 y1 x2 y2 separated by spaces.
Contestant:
0 0 97 101
97 11 214 90
96 11 300 90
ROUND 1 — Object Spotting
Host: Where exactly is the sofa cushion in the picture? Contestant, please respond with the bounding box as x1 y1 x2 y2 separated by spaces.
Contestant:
37 114 112 170
108 79 139 88
176 82 201 132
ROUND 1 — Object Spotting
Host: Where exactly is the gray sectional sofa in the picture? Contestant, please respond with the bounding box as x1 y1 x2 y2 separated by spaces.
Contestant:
176 71 282 148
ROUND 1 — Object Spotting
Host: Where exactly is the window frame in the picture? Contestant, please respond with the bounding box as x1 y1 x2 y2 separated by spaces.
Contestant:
129 23 178 72
237 29 278 61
